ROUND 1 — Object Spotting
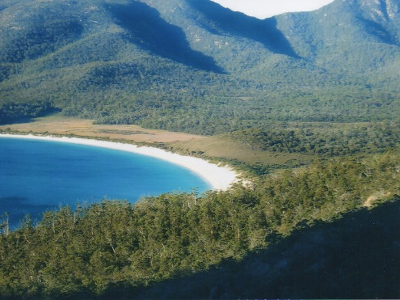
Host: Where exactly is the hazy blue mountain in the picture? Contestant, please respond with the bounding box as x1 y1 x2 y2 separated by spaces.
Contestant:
1 0 400 133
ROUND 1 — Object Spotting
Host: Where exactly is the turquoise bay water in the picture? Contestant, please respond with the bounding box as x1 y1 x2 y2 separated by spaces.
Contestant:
0 137 210 226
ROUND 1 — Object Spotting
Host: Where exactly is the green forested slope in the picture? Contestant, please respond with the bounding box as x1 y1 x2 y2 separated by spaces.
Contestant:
230 120 400 156
134 197 400 299
1 0 400 133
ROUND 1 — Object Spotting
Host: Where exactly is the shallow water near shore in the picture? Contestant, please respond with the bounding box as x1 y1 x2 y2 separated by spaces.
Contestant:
0 137 210 227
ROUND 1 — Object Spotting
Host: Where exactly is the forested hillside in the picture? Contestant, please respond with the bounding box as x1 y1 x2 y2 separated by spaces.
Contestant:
1 0 400 134
230 120 400 156
134 197 400 299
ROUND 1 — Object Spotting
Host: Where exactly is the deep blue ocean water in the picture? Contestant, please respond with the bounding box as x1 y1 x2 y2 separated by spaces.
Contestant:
0 137 210 227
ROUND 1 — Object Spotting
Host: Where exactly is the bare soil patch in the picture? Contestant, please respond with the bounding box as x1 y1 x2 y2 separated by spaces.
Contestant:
364 191 392 208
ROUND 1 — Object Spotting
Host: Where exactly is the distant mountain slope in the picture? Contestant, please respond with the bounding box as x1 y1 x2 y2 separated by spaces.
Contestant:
275 0 400 76
1 0 400 133
108 1 223 72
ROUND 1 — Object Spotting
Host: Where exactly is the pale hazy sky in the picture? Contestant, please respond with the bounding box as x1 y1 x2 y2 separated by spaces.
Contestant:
210 0 335 19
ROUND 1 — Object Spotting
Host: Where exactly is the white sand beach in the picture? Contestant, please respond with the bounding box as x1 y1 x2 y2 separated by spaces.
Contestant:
0 134 240 191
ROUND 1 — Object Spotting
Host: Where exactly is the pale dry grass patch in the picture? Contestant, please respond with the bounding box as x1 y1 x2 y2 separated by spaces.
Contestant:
0 115 204 143
1 115 310 167
364 191 392 208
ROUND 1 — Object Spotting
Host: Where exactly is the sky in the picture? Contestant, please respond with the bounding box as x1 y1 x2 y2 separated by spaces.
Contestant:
210 0 335 19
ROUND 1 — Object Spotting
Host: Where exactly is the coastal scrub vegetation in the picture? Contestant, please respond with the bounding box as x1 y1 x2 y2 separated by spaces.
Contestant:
1 150 400 298
230 120 400 157
131 197 400 299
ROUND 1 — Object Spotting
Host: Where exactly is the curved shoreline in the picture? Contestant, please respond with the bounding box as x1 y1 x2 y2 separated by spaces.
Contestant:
0 133 239 191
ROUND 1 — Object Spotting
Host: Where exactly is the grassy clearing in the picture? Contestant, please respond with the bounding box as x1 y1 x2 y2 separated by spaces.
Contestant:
0 115 309 169
0 114 203 143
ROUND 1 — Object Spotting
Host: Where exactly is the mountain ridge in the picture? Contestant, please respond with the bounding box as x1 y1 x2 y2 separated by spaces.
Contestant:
1 0 400 133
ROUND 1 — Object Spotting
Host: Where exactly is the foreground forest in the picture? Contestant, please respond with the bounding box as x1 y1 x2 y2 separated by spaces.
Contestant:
1 146 400 298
